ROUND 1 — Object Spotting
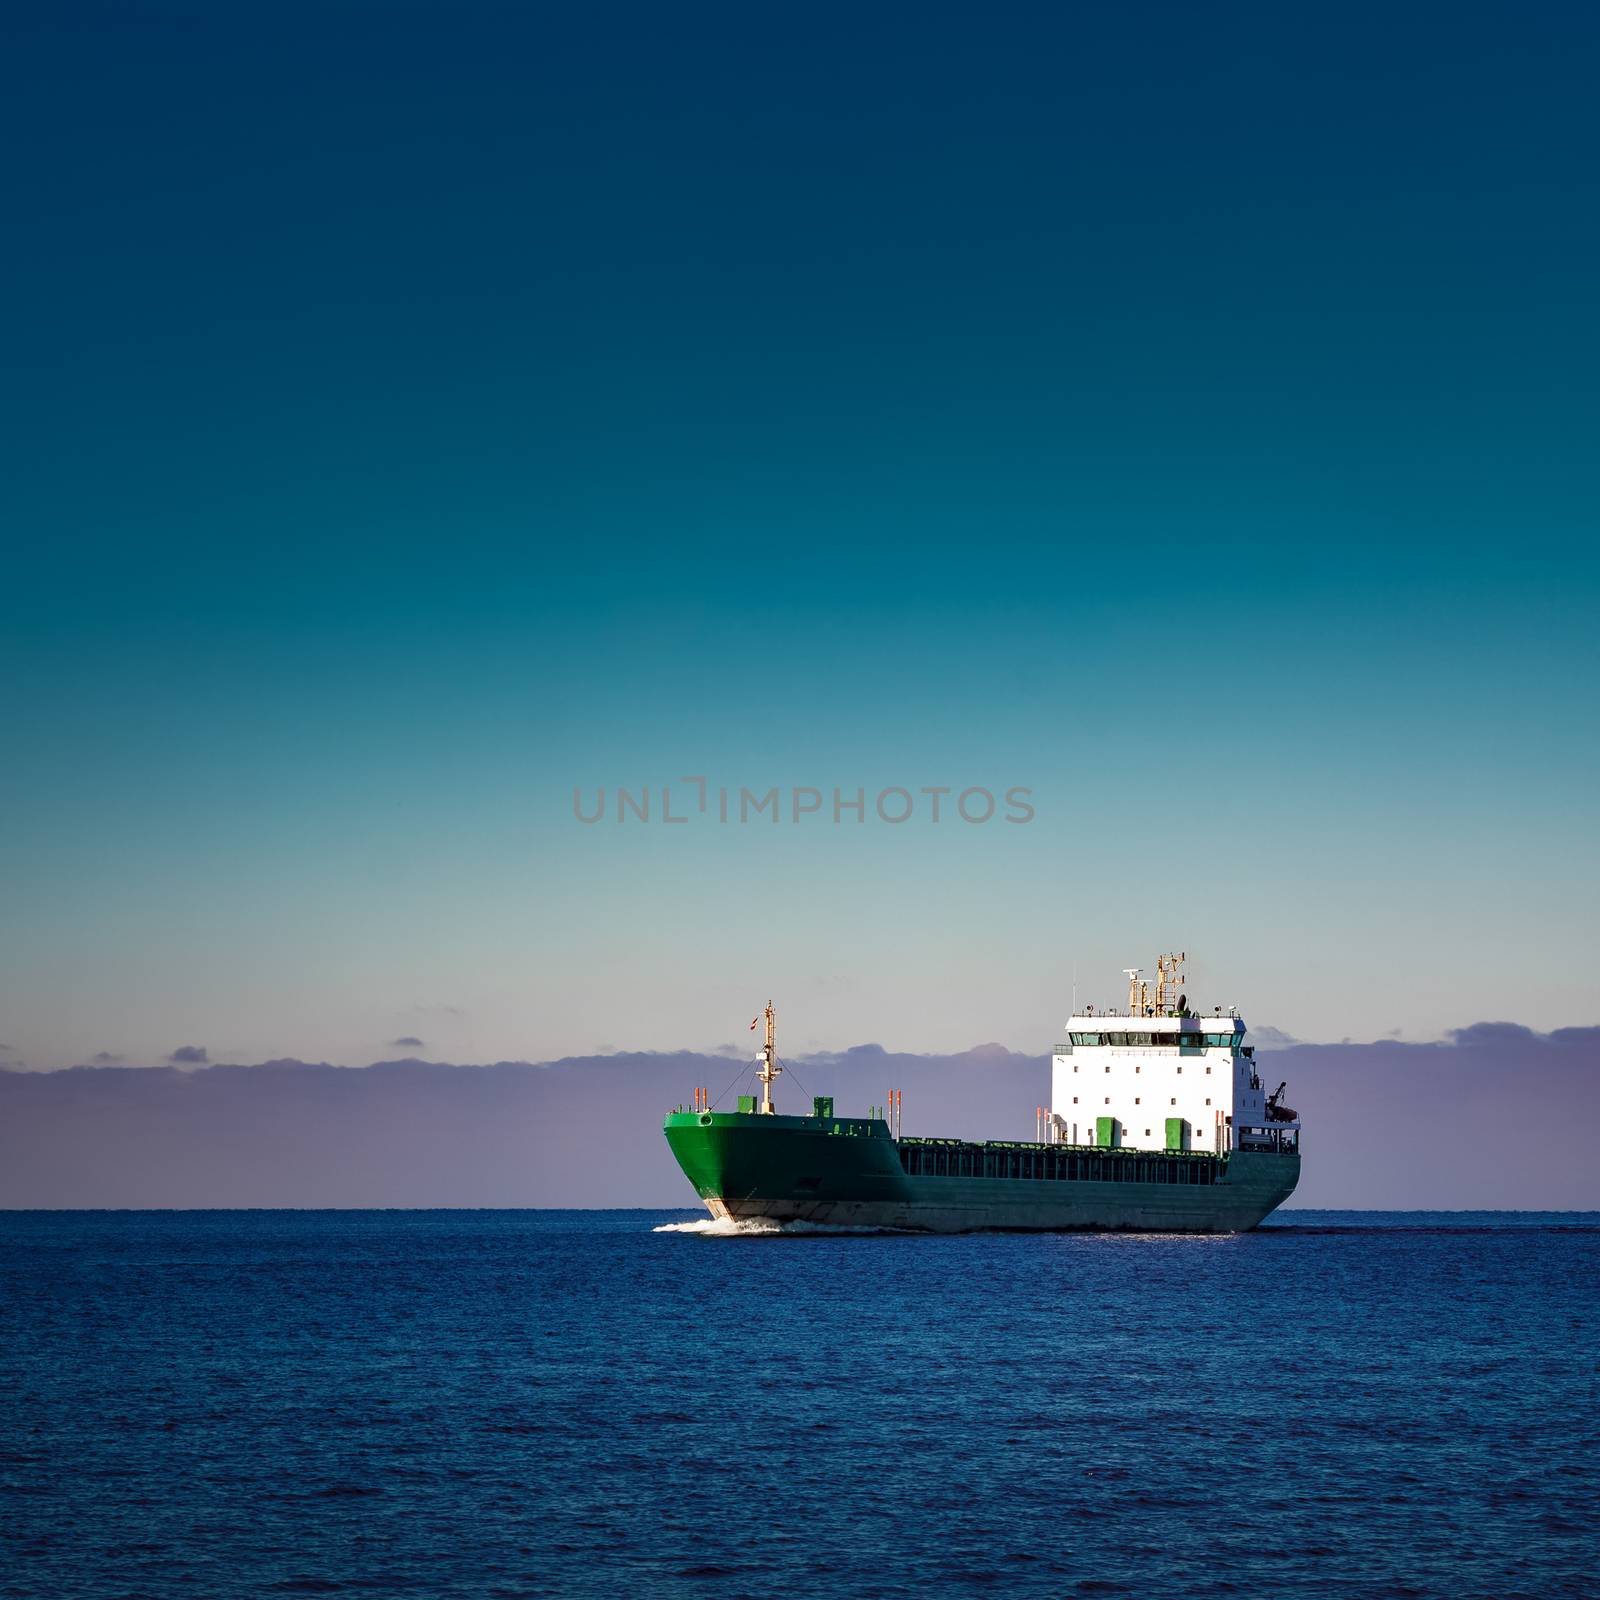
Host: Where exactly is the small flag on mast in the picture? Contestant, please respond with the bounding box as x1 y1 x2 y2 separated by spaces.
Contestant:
750 1015 760 1030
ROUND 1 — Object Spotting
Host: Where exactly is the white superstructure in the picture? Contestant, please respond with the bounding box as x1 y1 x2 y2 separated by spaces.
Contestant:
1048 954 1299 1155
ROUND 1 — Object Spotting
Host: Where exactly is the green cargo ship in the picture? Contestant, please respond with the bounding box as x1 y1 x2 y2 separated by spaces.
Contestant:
664 958 1300 1233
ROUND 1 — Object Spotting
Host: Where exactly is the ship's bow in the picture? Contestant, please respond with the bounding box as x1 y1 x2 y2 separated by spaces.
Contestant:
663 1109 906 1223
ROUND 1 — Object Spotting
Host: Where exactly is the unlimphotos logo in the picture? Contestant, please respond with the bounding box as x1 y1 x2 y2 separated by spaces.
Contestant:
573 778 1034 825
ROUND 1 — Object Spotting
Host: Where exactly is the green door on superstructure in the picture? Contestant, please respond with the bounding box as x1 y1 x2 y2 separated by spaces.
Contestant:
1165 1117 1187 1151
1096 1116 1117 1148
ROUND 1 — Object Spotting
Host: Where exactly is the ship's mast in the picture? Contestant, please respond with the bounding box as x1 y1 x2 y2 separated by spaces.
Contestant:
756 1000 781 1114
1155 951 1186 1016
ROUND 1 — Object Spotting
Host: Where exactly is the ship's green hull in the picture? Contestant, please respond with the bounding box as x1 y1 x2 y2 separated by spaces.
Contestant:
663 1111 1299 1233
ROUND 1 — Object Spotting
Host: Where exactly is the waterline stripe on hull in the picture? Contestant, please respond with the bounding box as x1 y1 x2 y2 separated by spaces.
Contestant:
708 1185 1293 1234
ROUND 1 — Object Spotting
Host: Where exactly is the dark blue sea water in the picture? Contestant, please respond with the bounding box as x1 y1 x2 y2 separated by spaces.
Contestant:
2 1211 1597 1600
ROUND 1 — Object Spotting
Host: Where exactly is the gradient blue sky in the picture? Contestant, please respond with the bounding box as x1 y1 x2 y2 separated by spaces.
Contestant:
3 1 1597 1068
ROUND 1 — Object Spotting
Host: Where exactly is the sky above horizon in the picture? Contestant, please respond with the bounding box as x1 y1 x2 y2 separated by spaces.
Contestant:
3 2 1598 1070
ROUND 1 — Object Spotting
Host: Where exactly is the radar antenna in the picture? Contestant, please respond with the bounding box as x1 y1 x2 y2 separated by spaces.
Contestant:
1124 969 1144 1017
755 1001 782 1115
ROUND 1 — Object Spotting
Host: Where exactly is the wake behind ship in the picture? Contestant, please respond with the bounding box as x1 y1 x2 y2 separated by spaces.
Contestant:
663 955 1300 1232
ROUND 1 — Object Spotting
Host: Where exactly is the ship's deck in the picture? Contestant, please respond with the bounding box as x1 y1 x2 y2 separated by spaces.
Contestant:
897 1138 1223 1186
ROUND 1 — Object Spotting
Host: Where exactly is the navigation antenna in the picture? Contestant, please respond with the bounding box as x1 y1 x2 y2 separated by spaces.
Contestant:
756 1001 782 1115
1155 952 1187 1016
1124 969 1143 1017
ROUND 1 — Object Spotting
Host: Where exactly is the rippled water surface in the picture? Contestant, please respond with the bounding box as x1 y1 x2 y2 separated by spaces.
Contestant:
3 1210 1597 1599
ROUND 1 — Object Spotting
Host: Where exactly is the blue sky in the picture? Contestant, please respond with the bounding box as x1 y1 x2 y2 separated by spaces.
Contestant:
2 1 1597 1067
